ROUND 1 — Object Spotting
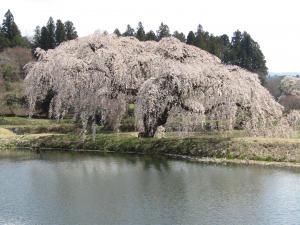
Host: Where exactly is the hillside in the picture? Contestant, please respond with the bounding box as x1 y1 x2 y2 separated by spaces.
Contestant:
0 47 33 115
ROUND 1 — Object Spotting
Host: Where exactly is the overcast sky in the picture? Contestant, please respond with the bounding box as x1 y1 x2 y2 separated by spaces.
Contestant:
1 0 299 72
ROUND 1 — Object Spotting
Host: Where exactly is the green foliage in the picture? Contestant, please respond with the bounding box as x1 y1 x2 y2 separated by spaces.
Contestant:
1 10 16 40
5 93 25 106
186 31 195 45
218 34 231 62
55 20 66 45
0 116 75 135
194 25 209 50
32 26 41 49
64 21 78 40
114 22 268 83
123 25 135 37
135 22 145 41
0 9 28 48
223 31 268 84
1 64 17 81
40 26 49 50
0 9 268 83
0 32 10 49
185 25 268 84
157 23 171 40
46 17 56 49
145 30 157 41
113 28 121 37
33 18 78 50
173 31 186 42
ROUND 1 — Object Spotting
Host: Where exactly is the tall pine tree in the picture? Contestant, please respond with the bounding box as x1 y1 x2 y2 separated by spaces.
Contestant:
40 26 49 50
32 26 41 49
222 30 268 84
113 28 121 37
46 17 56 49
55 19 65 45
157 23 170 41
1 9 24 47
64 21 78 40
173 31 186 42
186 31 196 45
123 25 135 37
1 10 15 40
194 24 207 50
136 22 145 41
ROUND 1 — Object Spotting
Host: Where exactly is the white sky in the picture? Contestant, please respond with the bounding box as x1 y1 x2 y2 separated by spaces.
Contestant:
1 0 299 72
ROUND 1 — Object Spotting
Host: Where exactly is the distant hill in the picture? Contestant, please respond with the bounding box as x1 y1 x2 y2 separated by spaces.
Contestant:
269 72 300 77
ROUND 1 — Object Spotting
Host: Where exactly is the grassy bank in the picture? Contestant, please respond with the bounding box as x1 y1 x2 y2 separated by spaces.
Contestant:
1 116 300 164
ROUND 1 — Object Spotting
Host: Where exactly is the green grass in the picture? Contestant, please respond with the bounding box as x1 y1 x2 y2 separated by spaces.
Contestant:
0 116 76 134
0 116 300 164
0 116 72 126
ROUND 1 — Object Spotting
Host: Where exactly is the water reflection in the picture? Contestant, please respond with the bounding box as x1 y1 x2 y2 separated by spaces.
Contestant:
0 150 299 225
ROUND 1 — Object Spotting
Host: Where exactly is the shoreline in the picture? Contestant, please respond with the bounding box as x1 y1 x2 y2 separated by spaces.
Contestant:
2 145 300 169
1 117 300 169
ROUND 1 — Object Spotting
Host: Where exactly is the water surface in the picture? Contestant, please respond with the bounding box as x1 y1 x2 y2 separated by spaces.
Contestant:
0 150 299 225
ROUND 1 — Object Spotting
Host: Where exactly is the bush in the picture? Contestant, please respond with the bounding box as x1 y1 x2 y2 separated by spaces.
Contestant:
5 94 26 106
1 64 18 81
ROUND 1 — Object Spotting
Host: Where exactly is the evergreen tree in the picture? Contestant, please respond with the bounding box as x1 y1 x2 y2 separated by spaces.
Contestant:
194 24 207 50
113 28 121 37
9 22 23 46
157 22 170 41
1 9 24 47
231 30 242 47
0 32 10 49
240 32 268 84
173 31 186 42
55 19 65 45
135 22 145 41
196 24 203 34
207 35 221 58
145 30 157 41
40 26 49 50
186 31 196 45
123 25 135 37
218 34 231 62
223 30 268 84
46 17 56 49
64 21 78 40
32 26 41 49
34 18 78 50
226 30 246 66
1 10 15 39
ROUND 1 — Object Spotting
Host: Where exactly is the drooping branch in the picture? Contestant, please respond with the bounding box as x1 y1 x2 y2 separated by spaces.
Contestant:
24 33 297 137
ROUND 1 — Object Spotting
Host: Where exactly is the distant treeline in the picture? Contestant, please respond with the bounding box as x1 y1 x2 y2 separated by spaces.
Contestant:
114 23 268 84
0 9 78 52
0 9 268 84
32 18 78 50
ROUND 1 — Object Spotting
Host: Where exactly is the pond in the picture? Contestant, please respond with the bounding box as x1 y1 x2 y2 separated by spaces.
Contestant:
0 150 299 225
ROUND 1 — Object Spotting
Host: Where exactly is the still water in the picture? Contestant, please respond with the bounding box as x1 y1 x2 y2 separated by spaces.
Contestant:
0 150 299 225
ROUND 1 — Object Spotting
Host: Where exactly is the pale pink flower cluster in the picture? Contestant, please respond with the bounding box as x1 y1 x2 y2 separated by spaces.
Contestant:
24 33 298 137
280 76 300 96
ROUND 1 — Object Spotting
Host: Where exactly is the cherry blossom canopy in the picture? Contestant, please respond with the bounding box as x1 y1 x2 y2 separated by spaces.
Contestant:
24 33 299 137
